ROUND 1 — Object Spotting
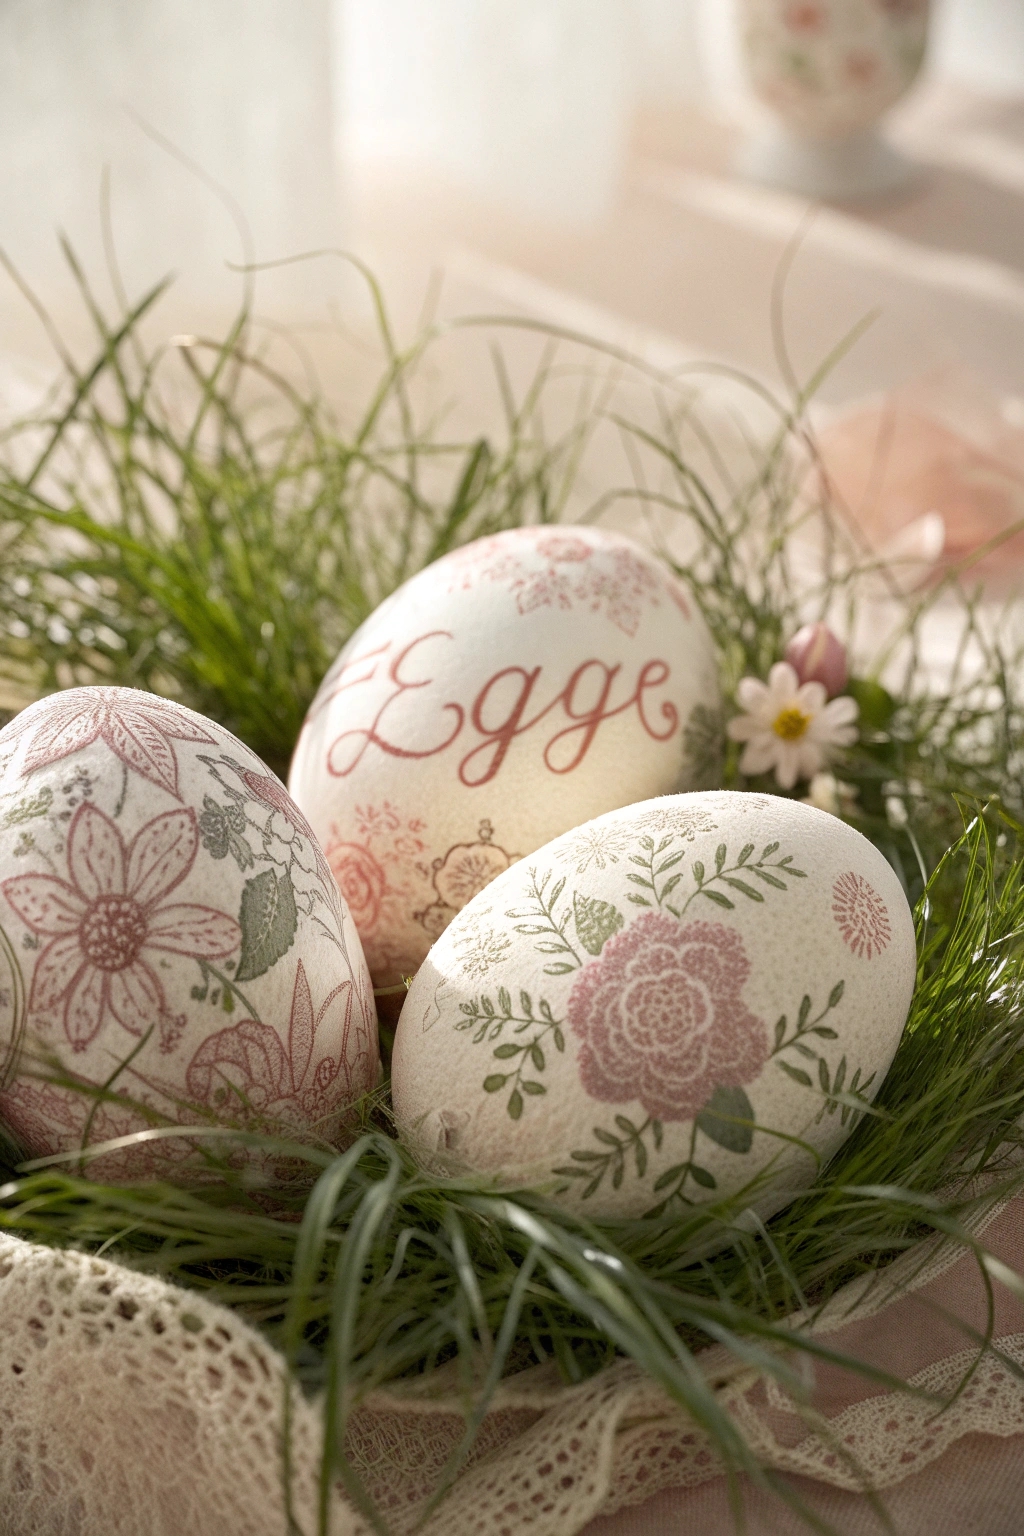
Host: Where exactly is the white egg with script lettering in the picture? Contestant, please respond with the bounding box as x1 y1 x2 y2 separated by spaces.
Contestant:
288 527 721 986
392 791 916 1219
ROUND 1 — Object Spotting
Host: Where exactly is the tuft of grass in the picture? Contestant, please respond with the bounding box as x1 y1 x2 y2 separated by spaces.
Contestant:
0 248 586 775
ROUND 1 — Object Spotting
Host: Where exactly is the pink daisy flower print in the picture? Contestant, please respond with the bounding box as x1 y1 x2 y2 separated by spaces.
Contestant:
8 686 215 799
2 801 241 1052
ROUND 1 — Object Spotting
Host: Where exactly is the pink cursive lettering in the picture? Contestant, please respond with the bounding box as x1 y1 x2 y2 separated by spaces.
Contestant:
461 666 543 786
327 632 464 777
322 629 679 786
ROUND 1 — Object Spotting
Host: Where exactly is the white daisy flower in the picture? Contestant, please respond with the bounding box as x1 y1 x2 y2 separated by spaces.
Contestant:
726 661 859 791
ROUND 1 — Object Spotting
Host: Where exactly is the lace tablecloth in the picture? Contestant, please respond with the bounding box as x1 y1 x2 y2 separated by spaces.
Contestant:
3 1183 1024 1536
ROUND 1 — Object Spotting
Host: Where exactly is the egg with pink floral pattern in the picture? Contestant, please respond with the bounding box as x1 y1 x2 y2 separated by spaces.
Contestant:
392 791 915 1219
288 526 721 991
0 687 379 1181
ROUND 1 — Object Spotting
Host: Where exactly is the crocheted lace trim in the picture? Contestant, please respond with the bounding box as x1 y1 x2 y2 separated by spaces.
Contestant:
1 1188 1020 1536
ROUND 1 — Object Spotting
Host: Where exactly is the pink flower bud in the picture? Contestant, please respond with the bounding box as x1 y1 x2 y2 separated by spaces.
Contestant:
784 623 848 697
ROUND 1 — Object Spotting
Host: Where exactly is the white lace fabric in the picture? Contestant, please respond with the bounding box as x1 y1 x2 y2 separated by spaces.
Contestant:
2 1189 1024 1536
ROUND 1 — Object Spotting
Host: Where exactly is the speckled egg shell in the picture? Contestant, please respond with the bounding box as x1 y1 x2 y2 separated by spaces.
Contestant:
391 791 915 1220
0 687 379 1180
288 526 721 988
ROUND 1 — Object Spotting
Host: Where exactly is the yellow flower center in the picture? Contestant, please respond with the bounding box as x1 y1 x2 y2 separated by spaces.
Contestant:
772 706 811 742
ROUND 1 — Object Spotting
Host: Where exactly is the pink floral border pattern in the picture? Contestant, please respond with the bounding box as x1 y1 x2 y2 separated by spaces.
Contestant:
1 801 241 1053
831 870 891 960
324 802 428 982
323 803 520 981
445 530 687 637
567 911 769 1122
6 687 215 800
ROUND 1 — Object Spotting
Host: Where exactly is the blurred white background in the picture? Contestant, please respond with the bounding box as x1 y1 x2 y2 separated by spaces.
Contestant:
1 0 1024 401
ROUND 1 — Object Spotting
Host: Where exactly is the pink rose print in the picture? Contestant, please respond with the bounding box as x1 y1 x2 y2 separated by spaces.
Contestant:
567 913 768 1122
7 686 215 799
1 801 241 1052
186 959 373 1123
322 803 431 985
327 841 386 932
832 871 891 959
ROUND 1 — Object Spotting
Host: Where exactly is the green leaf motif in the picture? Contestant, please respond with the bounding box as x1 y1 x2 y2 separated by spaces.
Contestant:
653 1162 687 1193
751 868 787 890
235 867 297 982
558 1114 661 1199
695 1084 756 1155
1 787 53 828
573 892 625 956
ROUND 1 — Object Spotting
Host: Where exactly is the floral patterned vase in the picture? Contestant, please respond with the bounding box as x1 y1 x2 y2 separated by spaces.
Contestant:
736 0 930 199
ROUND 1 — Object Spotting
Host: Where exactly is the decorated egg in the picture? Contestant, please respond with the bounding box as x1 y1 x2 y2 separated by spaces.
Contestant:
288 526 721 987
392 791 915 1219
0 686 379 1180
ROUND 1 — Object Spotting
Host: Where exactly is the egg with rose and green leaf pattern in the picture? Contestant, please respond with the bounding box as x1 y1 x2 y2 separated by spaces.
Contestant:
392 791 915 1219
0 686 379 1181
